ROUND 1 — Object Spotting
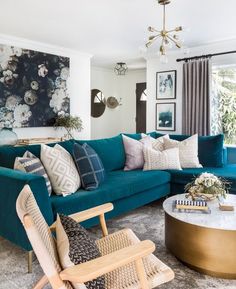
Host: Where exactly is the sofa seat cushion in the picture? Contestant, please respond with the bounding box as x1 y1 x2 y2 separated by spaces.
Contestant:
50 169 171 216
168 164 236 193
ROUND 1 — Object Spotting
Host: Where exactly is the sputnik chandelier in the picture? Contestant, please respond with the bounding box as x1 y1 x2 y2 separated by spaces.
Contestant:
146 0 187 63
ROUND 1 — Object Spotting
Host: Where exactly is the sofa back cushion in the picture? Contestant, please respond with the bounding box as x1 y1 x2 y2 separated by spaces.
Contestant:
0 140 74 169
156 133 224 167
76 135 125 172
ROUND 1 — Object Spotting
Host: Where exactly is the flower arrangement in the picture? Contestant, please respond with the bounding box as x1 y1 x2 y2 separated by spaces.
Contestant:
54 115 83 139
185 172 230 201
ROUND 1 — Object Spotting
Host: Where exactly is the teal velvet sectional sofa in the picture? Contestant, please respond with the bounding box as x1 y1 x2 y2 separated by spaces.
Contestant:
0 132 236 253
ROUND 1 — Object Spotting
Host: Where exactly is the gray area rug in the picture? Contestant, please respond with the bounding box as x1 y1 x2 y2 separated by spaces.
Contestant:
0 200 236 289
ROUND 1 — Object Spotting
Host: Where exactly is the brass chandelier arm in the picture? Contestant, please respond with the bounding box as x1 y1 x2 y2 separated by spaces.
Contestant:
148 27 161 33
146 34 161 47
166 34 181 48
166 27 182 33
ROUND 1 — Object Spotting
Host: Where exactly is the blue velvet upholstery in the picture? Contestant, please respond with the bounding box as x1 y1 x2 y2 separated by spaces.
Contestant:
50 169 170 217
0 133 235 253
169 164 236 194
0 140 74 169
75 135 126 172
0 167 53 251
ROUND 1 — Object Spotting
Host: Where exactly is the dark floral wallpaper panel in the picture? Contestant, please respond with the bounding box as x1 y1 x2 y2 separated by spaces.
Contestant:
0 44 70 128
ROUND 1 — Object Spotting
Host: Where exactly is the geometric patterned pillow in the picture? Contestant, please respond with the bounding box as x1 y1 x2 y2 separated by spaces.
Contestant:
14 151 52 195
73 143 105 190
56 214 105 289
40 144 81 196
141 133 170 152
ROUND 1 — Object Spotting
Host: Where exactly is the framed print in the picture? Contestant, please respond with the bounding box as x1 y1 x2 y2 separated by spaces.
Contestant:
0 43 70 128
156 70 176 100
156 102 176 131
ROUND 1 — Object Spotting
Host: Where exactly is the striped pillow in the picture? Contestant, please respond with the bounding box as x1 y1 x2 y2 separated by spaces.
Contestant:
14 151 52 195
73 143 105 190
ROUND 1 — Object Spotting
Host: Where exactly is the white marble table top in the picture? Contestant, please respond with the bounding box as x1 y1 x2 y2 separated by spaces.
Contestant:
163 194 236 231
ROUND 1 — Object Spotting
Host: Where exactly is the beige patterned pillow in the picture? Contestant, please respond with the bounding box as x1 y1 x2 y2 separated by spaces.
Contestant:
152 134 170 151
41 144 81 196
143 147 182 171
141 133 169 151
163 134 202 168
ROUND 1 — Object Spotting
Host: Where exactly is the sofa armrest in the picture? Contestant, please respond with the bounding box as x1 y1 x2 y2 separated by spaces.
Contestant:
0 166 53 251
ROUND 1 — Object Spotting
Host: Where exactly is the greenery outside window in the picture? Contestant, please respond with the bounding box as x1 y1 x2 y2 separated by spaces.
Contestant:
211 65 236 144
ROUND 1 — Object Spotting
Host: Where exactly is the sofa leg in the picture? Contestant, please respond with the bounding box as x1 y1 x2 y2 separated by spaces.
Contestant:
28 250 33 273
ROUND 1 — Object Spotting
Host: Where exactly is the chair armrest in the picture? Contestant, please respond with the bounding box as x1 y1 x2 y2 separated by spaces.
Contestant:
60 240 155 283
68 203 113 222
0 166 53 251
51 203 113 235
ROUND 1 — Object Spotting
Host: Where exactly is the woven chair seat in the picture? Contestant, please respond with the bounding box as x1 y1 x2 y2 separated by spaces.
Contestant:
96 228 173 289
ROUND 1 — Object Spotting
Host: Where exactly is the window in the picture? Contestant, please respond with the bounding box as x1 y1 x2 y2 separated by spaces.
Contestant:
211 65 236 144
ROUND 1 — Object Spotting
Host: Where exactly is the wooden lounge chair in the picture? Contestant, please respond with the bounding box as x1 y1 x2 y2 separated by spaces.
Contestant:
16 185 174 289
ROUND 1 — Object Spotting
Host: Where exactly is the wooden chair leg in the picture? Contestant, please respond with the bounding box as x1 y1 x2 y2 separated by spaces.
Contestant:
135 258 149 289
33 275 48 289
28 250 33 273
99 214 108 237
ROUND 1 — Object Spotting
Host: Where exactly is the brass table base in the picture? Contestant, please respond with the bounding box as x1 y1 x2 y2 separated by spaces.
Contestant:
165 213 236 279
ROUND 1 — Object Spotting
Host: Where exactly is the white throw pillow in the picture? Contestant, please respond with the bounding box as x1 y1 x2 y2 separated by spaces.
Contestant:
122 135 144 171
143 147 182 171
141 133 169 151
163 134 202 168
41 144 81 196
139 135 153 148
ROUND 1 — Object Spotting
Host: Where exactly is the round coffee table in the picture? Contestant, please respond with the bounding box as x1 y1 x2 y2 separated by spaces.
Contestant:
163 194 236 279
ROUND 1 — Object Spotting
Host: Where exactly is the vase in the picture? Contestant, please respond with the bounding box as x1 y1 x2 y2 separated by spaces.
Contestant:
0 128 18 146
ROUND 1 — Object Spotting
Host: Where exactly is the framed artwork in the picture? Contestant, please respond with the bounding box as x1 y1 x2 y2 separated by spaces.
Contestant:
156 102 176 131
0 44 70 128
156 70 176 100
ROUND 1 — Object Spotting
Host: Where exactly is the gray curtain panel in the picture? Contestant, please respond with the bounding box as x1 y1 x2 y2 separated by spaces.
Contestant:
182 58 210 136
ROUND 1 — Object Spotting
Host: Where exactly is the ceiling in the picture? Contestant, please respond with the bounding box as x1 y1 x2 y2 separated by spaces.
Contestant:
0 0 236 69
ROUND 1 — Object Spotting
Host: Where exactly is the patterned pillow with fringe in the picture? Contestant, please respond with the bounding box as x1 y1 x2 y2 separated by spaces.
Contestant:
14 151 52 195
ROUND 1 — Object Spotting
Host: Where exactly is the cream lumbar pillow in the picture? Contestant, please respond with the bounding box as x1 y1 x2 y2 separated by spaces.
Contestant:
41 144 81 196
163 134 202 168
143 147 182 171
141 133 169 151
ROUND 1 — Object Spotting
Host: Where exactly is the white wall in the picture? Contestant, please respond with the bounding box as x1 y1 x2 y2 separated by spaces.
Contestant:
146 39 236 134
91 67 146 139
0 34 92 139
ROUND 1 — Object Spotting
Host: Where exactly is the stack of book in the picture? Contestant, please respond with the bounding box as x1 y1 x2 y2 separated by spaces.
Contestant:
16 137 62 146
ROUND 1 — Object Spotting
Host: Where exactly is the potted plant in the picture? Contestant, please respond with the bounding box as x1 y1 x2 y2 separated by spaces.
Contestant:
185 172 230 201
54 115 83 140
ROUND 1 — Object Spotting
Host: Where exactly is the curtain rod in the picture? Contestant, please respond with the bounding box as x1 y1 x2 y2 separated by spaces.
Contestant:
176 50 236 62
